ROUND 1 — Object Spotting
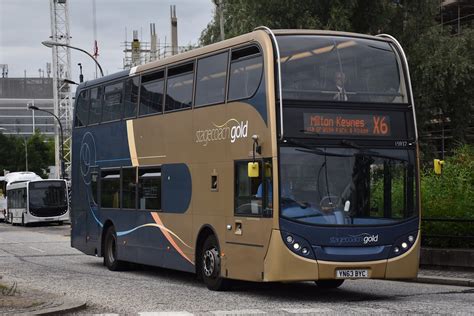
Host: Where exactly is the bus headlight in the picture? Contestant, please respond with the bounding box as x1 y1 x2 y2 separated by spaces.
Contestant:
389 231 418 258
281 231 315 259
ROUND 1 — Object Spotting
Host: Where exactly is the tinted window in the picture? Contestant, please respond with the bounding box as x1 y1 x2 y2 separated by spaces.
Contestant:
278 35 407 103
165 63 194 112
123 77 139 119
138 168 161 210
75 90 89 127
195 52 228 106
228 46 263 101
101 169 120 208
122 168 136 209
139 71 164 116
102 82 123 122
235 161 263 216
29 181 67 209
88 87 103 124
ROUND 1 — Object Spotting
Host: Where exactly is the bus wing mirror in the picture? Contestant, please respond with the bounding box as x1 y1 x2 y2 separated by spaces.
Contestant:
433 159 445 175
248 162 259 178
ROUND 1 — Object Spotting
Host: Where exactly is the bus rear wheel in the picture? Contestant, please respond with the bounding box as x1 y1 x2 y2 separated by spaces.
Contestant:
315 279 344 289
201 235 231 291
104 226 127 271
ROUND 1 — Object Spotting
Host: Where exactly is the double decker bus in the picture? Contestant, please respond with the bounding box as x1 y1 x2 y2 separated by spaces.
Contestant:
71 28 419 290
5 172 69 225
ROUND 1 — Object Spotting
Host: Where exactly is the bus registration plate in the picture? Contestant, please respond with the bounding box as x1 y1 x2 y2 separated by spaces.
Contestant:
336 269 368 279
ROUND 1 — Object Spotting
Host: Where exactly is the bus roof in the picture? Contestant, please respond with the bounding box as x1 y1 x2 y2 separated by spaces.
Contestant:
4 172 42 185
76 29 393 91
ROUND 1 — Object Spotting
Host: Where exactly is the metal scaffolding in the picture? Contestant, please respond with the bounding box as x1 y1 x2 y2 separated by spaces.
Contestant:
49 0 72 178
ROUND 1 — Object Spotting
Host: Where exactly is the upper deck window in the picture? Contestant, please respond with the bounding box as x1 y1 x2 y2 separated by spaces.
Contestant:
228 46 263 101
140 71 164 116
88 86 103 125
165 63 194 112
102 82 123 122
195 52 228 107
124 77 139 119
277 35 407 104
74 90 89 127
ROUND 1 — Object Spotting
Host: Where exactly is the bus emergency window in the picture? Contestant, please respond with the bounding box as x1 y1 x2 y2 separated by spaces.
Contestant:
138 168 161 210
139 71 164 116
123 77 139 119
88 86 103 125
235 161 263 216
74 90 89 127
195 52 228 106
122 167 136 209
102 82 123 122
165 63 194 112
228 46 263 101
100 169 120 208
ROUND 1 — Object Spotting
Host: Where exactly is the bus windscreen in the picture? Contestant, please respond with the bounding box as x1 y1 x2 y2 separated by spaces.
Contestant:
278 35 407 104
29 181 67 215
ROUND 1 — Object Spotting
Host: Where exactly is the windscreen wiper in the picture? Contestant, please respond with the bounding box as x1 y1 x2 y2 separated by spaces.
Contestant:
340 139 407 162
283 138 351 158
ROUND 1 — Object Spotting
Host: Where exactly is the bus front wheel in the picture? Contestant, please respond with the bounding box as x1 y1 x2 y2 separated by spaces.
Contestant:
104 226 127 271
201 235 231 291
315 279 344 289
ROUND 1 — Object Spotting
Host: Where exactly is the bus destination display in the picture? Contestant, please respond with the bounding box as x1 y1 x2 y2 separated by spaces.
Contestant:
303 113 391 137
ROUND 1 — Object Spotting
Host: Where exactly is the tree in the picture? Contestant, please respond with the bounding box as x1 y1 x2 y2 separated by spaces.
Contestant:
0 131 54 178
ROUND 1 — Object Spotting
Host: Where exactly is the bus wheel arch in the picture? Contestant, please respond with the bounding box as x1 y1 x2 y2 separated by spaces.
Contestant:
100 220 114 258
103 223 127 271
195 225 231 291
195 225 218 278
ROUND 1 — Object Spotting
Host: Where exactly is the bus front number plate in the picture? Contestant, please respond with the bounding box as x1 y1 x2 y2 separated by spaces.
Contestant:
336 269 368 279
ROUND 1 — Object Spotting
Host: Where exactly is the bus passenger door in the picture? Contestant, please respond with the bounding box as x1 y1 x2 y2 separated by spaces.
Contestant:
224 160 273 281
86 167 100 244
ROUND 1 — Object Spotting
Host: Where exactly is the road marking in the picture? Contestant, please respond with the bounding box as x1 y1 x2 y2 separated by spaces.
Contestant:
139 312 194 316
282 308 333 314
28 246 45 253
211 310 266 315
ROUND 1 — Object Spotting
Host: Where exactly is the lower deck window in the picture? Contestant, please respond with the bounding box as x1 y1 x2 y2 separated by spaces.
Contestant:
235 160 272 216
101 169 120 208
138 168 161 210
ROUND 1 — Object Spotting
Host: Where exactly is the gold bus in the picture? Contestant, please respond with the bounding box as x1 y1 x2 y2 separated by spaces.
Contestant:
71 28 420 290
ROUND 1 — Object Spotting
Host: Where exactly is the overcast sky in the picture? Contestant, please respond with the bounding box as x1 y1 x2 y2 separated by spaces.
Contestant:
0 0 214 81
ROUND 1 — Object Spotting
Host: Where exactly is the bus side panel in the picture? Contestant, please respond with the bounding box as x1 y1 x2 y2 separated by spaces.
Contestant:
72 122 131 255
101 209 194 273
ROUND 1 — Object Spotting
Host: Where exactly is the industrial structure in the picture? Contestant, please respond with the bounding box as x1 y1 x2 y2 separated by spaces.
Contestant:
47 0 73 179
122 5 191 69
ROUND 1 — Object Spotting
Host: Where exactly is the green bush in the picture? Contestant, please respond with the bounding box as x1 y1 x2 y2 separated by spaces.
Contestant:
421 145 474 248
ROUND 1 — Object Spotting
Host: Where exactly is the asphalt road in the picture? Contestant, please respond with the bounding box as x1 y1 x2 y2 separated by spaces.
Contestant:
0 222 473 315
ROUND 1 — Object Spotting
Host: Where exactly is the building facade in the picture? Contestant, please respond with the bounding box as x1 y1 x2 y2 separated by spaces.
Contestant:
0 77 55 137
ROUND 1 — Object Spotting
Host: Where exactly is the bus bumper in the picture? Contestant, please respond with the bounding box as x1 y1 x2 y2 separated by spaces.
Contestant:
263 229 420 282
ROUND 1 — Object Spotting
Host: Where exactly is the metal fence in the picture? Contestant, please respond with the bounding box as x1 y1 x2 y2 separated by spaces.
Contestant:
421 217 474 247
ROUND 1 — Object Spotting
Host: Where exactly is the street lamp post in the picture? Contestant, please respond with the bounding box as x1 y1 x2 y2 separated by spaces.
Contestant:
42 40 104 77
28 106 66 179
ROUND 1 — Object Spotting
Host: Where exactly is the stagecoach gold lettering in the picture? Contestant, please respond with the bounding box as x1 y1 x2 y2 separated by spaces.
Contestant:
195 119 248 146
303 113 391 136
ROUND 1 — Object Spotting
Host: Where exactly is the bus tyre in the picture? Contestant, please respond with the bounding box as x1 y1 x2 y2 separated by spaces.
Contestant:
104 226 127 271
201 235 230 291
315 279 344 289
